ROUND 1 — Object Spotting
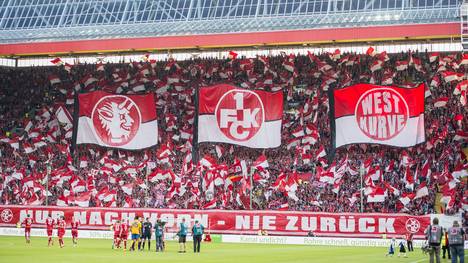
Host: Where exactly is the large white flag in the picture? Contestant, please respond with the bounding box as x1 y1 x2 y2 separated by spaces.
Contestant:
333 83 425 148
198 84 283 148
76 91 158 149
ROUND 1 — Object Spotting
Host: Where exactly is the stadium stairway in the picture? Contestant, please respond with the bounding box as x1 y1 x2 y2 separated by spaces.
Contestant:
434 192 443 213
462 1 468 51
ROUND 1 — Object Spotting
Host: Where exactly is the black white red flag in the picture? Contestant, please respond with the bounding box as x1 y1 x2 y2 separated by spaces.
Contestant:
76 91 158 149
198 84 283 148
333 83 425 148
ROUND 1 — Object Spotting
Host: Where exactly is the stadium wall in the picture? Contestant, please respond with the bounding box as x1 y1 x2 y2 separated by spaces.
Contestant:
0 40 462 67
0 23 459 56
1 228 467 249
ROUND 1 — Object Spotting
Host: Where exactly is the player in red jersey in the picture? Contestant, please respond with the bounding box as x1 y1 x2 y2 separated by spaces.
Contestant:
120 220 129 250
45 214 55 247
57 216 66 248
71 217 79 247
111 220 122 249
21 214 33 244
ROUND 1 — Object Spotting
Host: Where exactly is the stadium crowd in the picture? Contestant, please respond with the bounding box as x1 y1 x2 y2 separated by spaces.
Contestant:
0 49 466 217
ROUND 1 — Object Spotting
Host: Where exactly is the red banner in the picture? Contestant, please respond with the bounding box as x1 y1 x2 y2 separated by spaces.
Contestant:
0 206 430 238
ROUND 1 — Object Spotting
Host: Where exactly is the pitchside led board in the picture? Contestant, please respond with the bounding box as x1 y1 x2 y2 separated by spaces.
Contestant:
76 91 158 150
333 83 425 148
197 84 283 148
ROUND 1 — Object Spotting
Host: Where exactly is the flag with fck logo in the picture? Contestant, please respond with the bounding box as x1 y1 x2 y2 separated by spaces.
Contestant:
333 83 425 148
198 84 283 148
76 91 158 150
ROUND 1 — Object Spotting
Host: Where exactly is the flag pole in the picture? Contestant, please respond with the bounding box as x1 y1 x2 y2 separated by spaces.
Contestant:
327 87 336 164
249 167 253 210
145 165 149 208
70 91 80 165
359 163 365 213
192 84 200 164
46 163 51 206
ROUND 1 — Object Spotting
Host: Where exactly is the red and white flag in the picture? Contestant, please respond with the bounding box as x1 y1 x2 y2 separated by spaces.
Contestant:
55 105 73 129
215 145 224 158
399 192 415 206
48 75 61 85
453 131 467 141
396 61 408 71
383 182 400 196
318 168 335 184
253 154 269 169
278 202 289 211
403 166 415 190
121 183 133 195
421 159 432 179
198 84 283 148
200 154 217 169
367 187 386 203
442 71 463 82
414 182 429 199
429 53 439 62
433 97 448 108
56 195 68 207
367 166 382 181
73 193 91 207
202 199 217 209
315 145 326 159
333 83 425 148
76 91 158 149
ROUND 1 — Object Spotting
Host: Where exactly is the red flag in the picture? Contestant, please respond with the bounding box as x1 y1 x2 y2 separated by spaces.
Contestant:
228 51 238 60
366 47 375 56
50 57 62 65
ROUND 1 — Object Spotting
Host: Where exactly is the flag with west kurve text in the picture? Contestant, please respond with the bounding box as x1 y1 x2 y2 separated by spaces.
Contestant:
333 83 425 148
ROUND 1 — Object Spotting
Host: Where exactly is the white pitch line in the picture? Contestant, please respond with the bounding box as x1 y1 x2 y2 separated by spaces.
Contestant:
408 258 427 263
410 255 468 263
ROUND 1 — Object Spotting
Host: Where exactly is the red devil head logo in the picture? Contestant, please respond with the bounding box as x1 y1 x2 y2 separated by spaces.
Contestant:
92 95 141 146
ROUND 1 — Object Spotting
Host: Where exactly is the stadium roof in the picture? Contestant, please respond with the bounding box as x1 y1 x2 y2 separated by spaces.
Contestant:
0 0 463 56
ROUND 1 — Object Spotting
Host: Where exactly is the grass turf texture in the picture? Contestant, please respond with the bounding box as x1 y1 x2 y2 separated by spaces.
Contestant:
0 236 433 263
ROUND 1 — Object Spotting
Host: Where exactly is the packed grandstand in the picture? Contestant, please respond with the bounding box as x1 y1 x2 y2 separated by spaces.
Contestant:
0 49 466 222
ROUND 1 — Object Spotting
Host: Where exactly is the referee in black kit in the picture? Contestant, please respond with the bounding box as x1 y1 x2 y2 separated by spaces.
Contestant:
141 217 153 251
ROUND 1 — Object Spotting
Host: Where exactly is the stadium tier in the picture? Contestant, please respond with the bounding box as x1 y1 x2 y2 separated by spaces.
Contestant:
0 50 466 218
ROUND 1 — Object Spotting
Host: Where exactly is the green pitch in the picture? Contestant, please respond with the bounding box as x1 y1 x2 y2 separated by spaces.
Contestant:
0 236 431 263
